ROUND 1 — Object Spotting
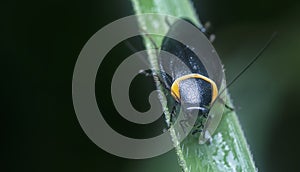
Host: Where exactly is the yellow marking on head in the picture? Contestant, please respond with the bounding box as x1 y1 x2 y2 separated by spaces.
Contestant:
170 73 218 104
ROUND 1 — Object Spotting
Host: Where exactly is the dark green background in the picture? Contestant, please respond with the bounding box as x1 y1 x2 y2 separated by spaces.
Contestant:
3 0 300 171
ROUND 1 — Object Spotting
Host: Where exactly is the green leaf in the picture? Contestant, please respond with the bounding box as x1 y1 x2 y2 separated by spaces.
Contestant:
131 0 257 171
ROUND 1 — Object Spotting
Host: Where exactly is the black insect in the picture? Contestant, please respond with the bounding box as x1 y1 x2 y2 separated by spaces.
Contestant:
157 19 221 134
140 18 276 140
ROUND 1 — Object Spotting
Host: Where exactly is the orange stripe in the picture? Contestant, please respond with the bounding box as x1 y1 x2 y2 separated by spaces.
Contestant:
170 74 218 104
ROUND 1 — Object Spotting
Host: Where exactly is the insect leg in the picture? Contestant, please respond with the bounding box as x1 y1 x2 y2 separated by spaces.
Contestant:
192 129 202 135
201 107 209 118
217 98 234 111
139 69 172 91
211 97 234 112
225 103 234 111
170 102 179 122
192 124 204 135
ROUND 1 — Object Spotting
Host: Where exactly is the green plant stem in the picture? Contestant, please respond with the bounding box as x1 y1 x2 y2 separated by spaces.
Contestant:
131 0 257 171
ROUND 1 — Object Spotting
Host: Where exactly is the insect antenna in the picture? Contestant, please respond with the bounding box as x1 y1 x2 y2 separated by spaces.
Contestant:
124 40 151 67
225 32 277 91
216 32 278 104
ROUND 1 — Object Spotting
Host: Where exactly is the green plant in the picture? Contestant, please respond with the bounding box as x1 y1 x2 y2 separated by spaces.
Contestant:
131 0 257 171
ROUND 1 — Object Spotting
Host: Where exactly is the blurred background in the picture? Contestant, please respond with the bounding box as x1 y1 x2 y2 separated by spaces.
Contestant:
2 0 300 171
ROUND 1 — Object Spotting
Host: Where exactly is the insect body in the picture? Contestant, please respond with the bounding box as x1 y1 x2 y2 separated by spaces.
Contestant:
156 19 225 138
142 18 275 143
